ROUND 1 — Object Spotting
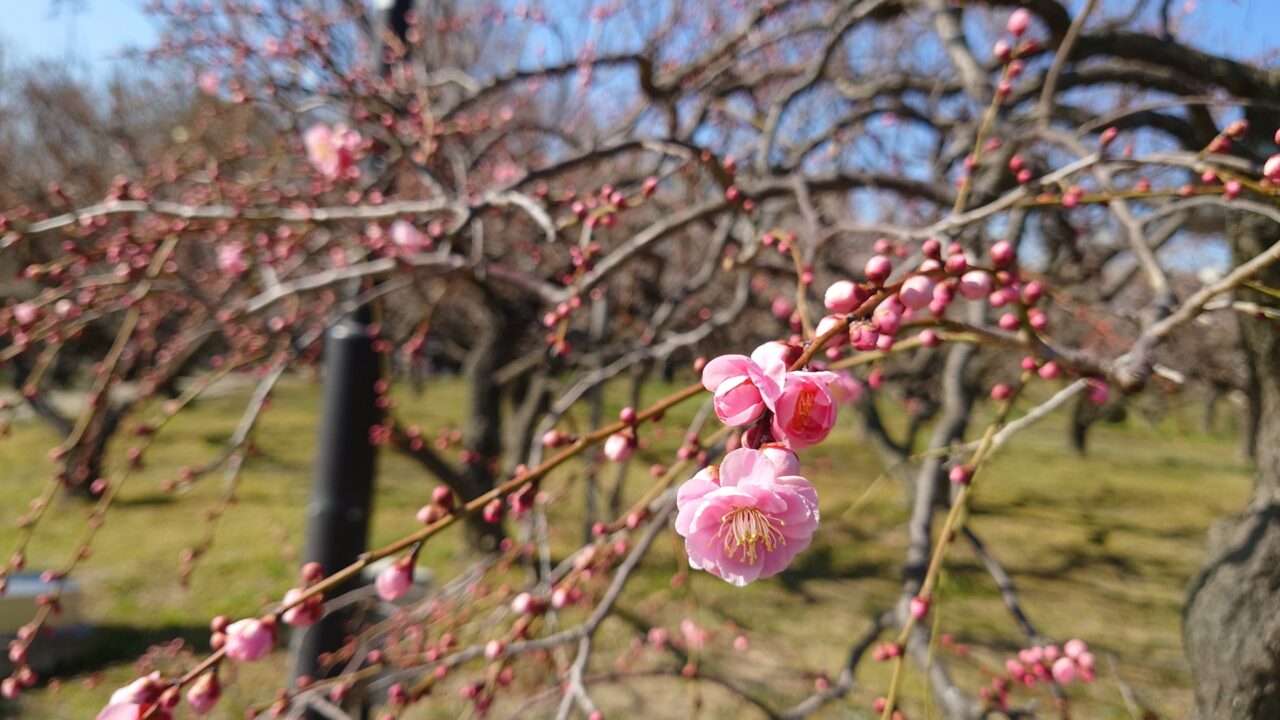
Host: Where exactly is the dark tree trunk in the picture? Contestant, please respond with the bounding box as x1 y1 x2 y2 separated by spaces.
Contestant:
1184 211 1280 719
459 289 521 551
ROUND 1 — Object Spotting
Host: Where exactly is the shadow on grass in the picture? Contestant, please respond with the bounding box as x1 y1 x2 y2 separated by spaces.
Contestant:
777 544 895 599
110 494 180 508
33 623 209 683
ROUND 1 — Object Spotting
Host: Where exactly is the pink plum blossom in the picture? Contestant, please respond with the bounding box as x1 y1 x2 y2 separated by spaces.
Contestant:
700 344 788 426
390 220 430 254
197 71 220 96
304 123 362 181
216 244 248 276
771 371 839 449
674 448 819 586
12 302 37 326
224 618 275 662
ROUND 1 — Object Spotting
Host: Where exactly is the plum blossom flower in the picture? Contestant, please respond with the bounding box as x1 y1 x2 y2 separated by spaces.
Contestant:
224 618 275 662
675 448 819 586
304 123 362 181
216 244 248 276
390 220 430 255
771 370 839 449
12 302 37 326
197 71 220 96
700 343 788 426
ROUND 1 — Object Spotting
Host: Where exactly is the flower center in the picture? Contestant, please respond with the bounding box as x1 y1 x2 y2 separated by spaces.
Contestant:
788 387 823 434
716 507 785 565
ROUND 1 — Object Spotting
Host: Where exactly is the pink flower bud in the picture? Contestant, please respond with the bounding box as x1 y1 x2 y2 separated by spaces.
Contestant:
619 406 637 424
824 280 860 313
998 313 1020 330
958 271 991 300
909 595 931 619
991 384 1012 401
12 303 37 326
511 592 539 615
1224 180 1242 198
1051 657 1077 684
949 466 973 485
873 308 900 336
281 588 323 627
919 329 940 347
1037 361 1061 379
483 498 504 524
850 325 879 351
375 557 414 602
1007 8 1031 37
1265 154 1280 182
431 485 454 510
1063 638 1087 659
603 432 634 462
899 275 935 311
484 640 505 660
224 618 275 662
186 672 221 715
815 315 848 345
865 255 893 286
990 241 1015 267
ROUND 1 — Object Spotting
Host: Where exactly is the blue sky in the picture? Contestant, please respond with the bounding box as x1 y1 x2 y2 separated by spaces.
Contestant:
1 1 1278 76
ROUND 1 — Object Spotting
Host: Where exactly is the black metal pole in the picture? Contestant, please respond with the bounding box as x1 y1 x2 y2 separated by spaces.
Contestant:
290 305 380 716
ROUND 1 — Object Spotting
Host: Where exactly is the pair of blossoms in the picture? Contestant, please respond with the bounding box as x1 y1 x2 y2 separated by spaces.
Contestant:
672 341 860 587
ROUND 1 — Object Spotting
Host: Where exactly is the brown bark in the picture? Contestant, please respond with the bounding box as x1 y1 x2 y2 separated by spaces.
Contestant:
1184 211 1280 719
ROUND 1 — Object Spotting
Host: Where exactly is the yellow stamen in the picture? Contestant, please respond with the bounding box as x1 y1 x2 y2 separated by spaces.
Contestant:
715 507 786 564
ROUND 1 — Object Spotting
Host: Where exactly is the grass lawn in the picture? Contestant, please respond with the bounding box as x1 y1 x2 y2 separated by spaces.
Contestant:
0 375 1252 719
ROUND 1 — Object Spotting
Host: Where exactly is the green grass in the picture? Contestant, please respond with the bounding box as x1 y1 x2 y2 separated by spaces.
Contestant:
0 376 1252 719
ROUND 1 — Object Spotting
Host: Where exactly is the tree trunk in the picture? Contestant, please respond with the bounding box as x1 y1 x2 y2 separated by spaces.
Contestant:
1201 383 1222 434
459 289 520 551
1183 211 1280 719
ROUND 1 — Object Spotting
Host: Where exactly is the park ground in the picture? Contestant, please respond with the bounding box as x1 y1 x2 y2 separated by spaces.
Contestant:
0 375 1252 719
